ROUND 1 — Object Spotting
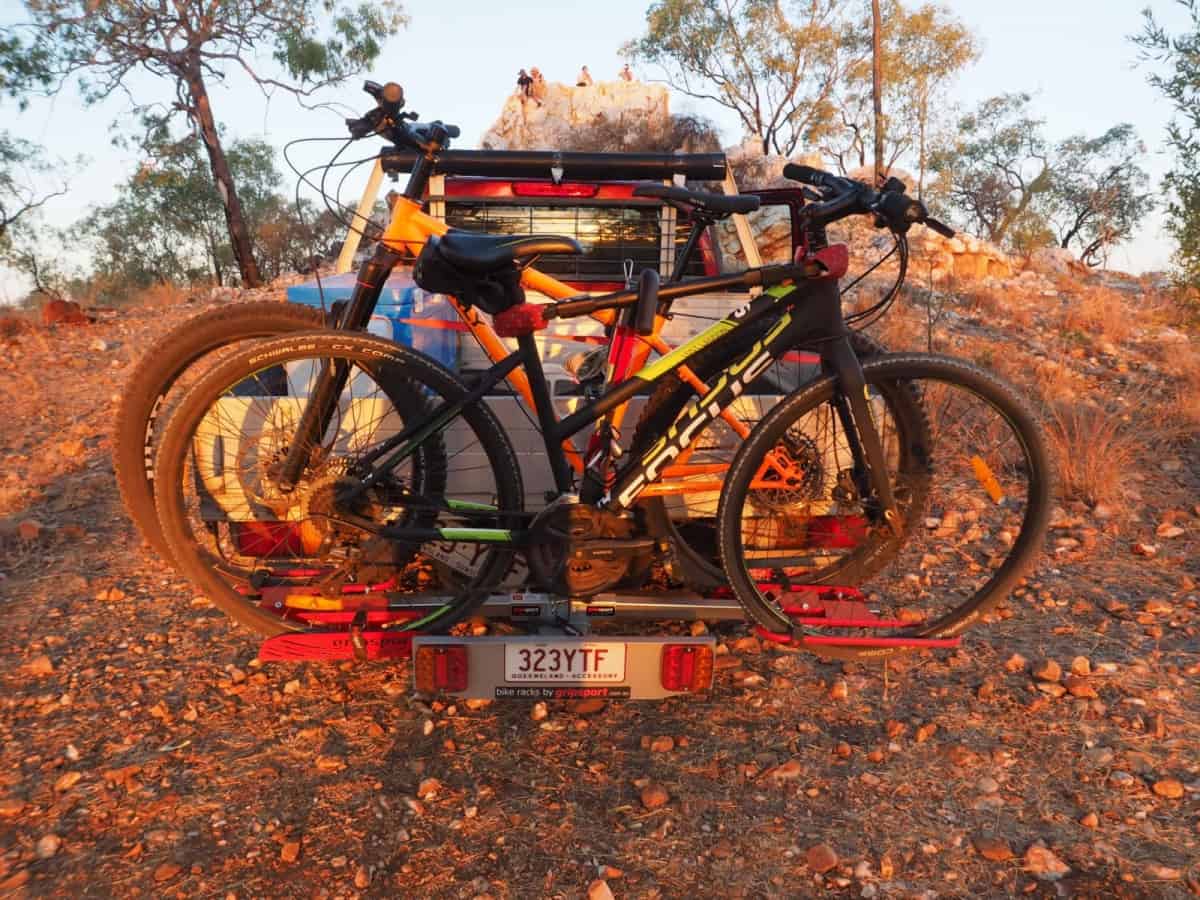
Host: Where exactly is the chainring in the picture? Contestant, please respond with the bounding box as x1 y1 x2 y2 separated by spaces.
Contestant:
526 499 645 596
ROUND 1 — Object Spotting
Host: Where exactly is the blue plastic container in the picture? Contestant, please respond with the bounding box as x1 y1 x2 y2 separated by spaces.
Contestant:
286 270 460 370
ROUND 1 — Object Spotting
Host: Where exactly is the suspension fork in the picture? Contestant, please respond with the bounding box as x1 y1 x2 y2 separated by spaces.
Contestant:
276 246 401 492
824 334 901 535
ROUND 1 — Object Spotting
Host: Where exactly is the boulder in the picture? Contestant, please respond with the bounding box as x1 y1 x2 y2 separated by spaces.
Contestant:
480 80 671 151
1027 246 1081 277
41 299 91 326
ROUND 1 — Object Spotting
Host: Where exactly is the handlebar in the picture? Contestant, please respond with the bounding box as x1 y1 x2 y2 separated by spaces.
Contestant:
783 163 954 238
345 80 461 153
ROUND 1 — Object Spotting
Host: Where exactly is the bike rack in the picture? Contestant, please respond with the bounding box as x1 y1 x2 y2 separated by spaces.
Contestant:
256 583 961 662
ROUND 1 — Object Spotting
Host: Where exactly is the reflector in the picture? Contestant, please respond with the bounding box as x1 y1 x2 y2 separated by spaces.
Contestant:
660 644 713 693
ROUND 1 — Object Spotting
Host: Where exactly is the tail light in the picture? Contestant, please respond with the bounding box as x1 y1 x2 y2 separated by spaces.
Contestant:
660 644 713 693
511 181 598 198
414 645 469 693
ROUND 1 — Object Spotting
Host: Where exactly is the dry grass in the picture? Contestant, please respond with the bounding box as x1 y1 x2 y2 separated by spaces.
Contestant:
128 282 190 308
1044 399 1148 507
1156 347 1200 439
1160 390 1200 439
959 283 1037 329
1058 286 1135 345
864 301 925 352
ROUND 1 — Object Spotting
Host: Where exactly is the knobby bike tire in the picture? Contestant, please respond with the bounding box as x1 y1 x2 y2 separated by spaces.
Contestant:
113 301 325 561
717 354 1053 659
629 327 914 589
154 331 523 637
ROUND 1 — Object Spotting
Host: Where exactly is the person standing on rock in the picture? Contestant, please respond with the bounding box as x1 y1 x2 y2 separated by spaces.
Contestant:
529 67 546 104
619 63 634 82
516 69 533 101
576 66 593 87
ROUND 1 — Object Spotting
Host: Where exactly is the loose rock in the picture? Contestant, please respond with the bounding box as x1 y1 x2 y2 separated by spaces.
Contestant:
1064 676 1097 698
806 843 839 874
1033 659 1061 682
1004 653 1028 673
1023 844 1070 881
1152 778 1184 799
24 655 54 676
417 778 443 800
973 835 1014 862
35 834 62 859
640 783 670 810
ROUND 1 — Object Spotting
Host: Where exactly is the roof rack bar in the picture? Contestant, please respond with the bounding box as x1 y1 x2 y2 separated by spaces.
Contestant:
380 149 728 182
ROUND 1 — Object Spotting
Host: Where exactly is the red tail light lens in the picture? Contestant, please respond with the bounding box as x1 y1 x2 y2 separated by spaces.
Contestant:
660 644 714 693
511 181 599 198
414 645 469 693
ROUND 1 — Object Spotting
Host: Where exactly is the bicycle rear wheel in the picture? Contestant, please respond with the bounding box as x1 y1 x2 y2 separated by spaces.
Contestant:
717 354 1052 659
154 332 523 637
113 301 326 560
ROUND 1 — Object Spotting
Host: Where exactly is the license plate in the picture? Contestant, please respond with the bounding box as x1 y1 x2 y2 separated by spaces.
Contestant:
503 641 626 683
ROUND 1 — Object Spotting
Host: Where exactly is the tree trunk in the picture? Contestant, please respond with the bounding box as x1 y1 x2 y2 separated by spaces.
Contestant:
993 166 1052 244
208 232 224 286
917 88 928 200
182 62 262 287
871 0 884 184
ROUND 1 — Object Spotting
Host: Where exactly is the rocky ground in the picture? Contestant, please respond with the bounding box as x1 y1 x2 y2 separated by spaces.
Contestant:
0 275 1198 899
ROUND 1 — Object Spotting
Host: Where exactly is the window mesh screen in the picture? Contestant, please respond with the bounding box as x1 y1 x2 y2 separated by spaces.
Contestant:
444 202 705 282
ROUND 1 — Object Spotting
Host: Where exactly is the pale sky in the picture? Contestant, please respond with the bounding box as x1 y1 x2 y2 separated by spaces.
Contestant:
0 0 1192 302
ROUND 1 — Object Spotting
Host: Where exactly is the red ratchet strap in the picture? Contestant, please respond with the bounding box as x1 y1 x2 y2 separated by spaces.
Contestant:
493 303 548 337
794 242 850 280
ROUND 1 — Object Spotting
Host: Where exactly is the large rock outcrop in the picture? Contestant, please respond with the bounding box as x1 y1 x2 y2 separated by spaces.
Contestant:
480 81 671 151
477 84 1088 291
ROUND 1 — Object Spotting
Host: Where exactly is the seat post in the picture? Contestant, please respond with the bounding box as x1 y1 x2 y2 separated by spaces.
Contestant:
669 211 712 282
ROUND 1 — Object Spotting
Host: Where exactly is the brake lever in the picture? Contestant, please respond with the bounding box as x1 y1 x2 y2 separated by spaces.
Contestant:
345 108 382 139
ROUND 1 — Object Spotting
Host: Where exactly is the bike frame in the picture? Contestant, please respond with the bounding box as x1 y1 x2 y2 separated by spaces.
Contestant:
346 270 899 546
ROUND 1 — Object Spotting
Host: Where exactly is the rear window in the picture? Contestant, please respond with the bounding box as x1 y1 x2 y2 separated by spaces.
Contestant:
444 201 707 284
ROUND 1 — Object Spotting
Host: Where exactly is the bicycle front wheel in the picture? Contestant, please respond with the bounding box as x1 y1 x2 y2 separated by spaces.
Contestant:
154 331 523 637
717 354 1053 658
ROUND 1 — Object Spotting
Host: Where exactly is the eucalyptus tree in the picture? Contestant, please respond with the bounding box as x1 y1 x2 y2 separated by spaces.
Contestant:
1 0 405 286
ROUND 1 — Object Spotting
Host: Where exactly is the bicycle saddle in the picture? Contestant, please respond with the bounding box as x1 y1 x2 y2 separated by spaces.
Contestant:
436 231 583 274
633 183 761 216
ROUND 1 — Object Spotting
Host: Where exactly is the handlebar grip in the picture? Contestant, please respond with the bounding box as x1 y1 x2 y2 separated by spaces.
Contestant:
634 269 659 336
783 163 827 187
925 217 955 239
